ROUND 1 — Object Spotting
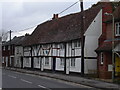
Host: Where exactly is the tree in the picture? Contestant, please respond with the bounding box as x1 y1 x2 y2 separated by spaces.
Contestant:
1 29 8 41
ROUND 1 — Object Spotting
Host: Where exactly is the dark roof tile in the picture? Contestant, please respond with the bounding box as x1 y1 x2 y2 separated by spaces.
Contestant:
23 4 102 46
96 38 120 52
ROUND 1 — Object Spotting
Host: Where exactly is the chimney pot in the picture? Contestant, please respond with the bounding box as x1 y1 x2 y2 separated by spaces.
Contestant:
52 14 58 19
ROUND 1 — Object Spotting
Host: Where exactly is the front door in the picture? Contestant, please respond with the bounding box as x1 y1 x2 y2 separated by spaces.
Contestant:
11 57 14 67
21 57 23 68
115 56 120 77
53 57 56 71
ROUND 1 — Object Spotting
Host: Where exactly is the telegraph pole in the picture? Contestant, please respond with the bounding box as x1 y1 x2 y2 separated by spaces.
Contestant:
80 0 85 76
9 30 12 67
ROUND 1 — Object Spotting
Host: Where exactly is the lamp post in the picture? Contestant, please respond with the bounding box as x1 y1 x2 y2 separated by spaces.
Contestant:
104 12 115 82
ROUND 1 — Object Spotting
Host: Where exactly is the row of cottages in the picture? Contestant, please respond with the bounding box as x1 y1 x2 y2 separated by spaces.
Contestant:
2 36 25 67
96 6 120 79
2 2 119 78
20 2 112 75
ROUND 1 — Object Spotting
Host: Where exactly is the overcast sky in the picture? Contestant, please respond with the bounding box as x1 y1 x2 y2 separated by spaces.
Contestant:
3 0 115 40
2 0 102 32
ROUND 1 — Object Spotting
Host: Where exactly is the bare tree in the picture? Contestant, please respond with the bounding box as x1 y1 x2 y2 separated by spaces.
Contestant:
2 29 8 41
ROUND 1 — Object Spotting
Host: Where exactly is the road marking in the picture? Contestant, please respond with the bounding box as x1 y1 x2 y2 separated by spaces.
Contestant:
38 85 52 90
8 75 17 79
20 79 32 84
14 71 22 74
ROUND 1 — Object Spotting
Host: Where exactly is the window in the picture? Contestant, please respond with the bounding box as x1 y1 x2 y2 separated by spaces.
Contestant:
17 47 19 54
115 22 120 36
100 52 104 65
72 41 80 48
17 59 19 65
34 58 39 65
37 59 39 65
2 57 4 63
3 46 5 51
71 58 75 67
45 57 49 65
43 45 47 49
54 44 58 48
8 46 10 50
5 46 8 50
24 47 30 51
26 58 29 64
60 58 64 66
60 44 64 49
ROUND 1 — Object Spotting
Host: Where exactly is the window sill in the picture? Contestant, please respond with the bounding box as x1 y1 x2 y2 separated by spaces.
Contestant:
70 66 75 68
45 65 49 66
115 34 120 36
60 65 64 68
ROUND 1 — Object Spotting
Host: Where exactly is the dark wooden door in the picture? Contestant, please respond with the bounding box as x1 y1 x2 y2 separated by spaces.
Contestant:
53 57 56 71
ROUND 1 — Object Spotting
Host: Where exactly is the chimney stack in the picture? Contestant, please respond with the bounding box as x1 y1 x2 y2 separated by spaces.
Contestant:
100 0 110 2
52 14 58 20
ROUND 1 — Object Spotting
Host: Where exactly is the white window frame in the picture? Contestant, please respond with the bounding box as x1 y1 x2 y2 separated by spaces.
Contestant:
60 58 64 66
8 46 10 50
2 57 4 63
37 58 40 65
60 44 64 50
26 58 29 65
45 57 49 66
17 47 19 54
115 22 120 36
3 46 5 51
54 44 58 48
100 52 104 65
71 58 75 67
72 41 81 48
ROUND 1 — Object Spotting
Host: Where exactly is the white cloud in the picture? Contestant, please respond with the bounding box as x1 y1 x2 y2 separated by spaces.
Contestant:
1 0 101 39
6 26 36 41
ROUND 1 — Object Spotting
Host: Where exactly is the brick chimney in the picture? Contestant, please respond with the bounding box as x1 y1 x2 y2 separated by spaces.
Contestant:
100 0 110 2
52 14 58 20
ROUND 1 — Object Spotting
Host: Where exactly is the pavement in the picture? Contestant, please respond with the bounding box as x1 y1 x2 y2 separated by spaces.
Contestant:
3 67 120 90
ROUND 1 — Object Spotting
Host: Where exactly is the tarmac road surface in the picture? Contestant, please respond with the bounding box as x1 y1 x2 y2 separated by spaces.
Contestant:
2 69 99 89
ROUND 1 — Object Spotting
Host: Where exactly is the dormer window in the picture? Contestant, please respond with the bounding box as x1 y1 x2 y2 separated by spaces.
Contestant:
115 22 120 36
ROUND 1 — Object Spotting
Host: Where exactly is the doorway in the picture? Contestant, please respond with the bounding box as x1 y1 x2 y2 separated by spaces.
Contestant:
21 57 23 68
115 56 120 77
53 57 56 71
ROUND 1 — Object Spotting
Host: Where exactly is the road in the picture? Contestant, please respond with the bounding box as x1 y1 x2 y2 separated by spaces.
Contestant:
2 69 98 89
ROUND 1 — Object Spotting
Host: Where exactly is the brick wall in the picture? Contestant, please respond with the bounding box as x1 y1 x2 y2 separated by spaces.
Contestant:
98 52 112 79
99 2 113 46
106 23 112 39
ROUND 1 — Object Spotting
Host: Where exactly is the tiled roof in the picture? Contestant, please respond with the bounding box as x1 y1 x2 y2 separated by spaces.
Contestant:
23 3 104 46
3 36 24 46
96 38 120 52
